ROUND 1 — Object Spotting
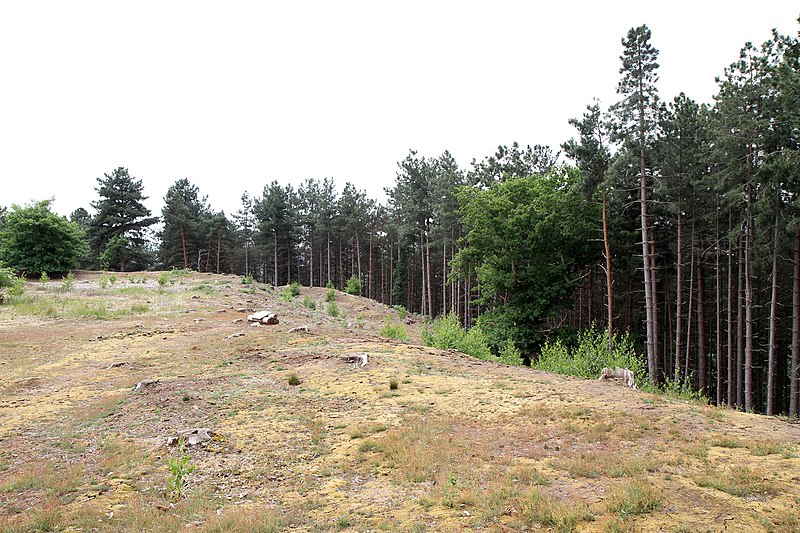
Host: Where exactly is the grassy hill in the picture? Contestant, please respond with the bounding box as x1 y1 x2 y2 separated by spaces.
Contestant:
1 271 799 532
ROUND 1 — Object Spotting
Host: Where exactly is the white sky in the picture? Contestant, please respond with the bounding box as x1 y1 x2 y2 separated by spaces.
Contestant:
1 1 798 218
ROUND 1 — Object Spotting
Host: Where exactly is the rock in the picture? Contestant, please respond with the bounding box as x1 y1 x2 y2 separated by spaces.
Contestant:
341 353 368 368
191 295 200 299
288 325 310 333
598 367 638 390
106 361 128 369
193 318 205 323
167 428 219 447
133 379 160 391
224 332 245 339
247 311 279 325
250 322 261 328
232 318 243 324
236 307 254 313
217 309 227 313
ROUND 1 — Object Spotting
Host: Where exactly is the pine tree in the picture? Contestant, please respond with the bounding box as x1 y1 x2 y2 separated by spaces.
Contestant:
610 25 662 384
88 167 158 271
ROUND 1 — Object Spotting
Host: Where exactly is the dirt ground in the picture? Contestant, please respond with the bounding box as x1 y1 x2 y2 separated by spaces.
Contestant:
1 272 799 532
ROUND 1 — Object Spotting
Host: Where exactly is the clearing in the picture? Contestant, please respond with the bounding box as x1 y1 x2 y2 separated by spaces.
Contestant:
0 271 798 532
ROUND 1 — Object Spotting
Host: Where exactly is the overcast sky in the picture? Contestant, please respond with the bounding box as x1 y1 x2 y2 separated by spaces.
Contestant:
1 1 798 218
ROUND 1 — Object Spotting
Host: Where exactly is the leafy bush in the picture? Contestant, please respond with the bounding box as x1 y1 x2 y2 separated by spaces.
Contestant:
535 325 644 384
421 313 492 360
98 274 110 289
287 374 301 386
380 319 409 341
40 271 50 283
392 305 408 319
0 200 87 275
0 267 25 299
345 275 362 295
302 295 317 310
241 274 254 285
326 285 336 302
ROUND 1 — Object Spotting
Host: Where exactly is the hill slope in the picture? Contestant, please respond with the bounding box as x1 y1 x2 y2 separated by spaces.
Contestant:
1 272 799 532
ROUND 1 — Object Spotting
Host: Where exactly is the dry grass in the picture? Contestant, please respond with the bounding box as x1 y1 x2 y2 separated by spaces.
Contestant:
694 465 779 498
1 272 799 531
606 478 663 519
554 451 659 479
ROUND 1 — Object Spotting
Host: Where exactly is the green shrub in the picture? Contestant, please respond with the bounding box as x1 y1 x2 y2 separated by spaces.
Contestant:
61 271 75 291
40 271 50 283
241 274 254 285
326 285 336 302
345 275 362 295
380 318 409 341
157 272 171 287
421 313 492 360
0 267 25 299
0 267 17 289
535 325 644 384
393 305 408 319
303 295 317 310
327 301 340 317
389 379 399 390
498 339 524 366
98 274 109 289
287 374 301 386
109 274 117 285
289 281 301 296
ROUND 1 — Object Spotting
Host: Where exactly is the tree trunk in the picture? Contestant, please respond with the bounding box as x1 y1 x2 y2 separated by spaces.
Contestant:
327 231 331 285
744 190 754 413
685 241 695 381
443 243 447 315
216 235 221 274
697 256 706 393
727 210 734 406
791 225 800 419
766 209 780 415
715 207 722 406
309 236 314 287
181 228 189 270
603 191 614 354
675 209 684 379
426 231 433 317
737 233 745 408
368 232 373 299
272 231 278 286
356 227 362 281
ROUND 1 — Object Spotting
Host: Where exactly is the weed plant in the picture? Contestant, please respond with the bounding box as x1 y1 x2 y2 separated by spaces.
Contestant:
380 319 409 341
167 437 196 499
303 295 317 310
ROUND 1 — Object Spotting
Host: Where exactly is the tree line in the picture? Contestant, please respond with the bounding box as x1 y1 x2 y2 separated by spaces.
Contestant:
1 20 799 416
